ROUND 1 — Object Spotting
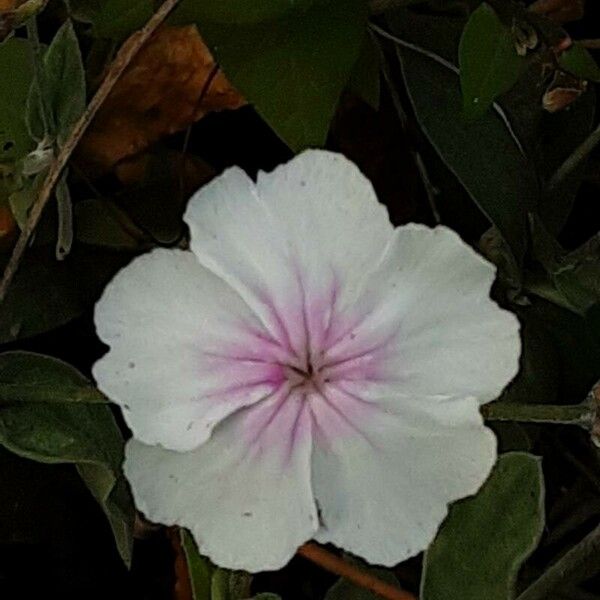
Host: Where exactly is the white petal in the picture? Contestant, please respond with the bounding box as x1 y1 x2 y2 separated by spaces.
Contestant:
125 390 318 572
93 248 284 452
311 394 497 565
183 151 394 359
324 224 520 403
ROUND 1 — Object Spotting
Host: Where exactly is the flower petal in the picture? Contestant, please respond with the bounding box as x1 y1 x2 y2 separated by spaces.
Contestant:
93 248 285 452
125 389 318 571
183 150 394 360
323 224 520 403
311 394 497 565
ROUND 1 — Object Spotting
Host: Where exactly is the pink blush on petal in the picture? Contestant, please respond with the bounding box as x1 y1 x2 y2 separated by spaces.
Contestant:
198 280 402 455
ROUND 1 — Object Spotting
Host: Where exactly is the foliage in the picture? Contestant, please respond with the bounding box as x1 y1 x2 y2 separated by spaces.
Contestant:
0 0 599 597
173 0 368 150
0 352 134 565
421 453 544 600
459 3 526 119
0 38 34 161
180 529 280 600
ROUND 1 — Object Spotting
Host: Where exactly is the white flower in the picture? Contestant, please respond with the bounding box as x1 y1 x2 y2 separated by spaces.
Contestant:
93 150 520 572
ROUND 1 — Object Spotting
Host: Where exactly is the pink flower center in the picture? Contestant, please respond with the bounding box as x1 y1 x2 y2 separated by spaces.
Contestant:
283 361 329 394
205 284 401 452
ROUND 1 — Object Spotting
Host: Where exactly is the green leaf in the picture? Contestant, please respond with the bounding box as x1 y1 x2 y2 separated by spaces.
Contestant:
0 351 107 404
0 351 134 565
459 3 525 119
186 0 366 150
530 218 600 315
421 452 544 600
181 529 215 600
211 569 234 600
211 568 252 600
174 0 315 24
498 308 560 406
348 33 380 109
396 43 537 267
8 170 45 229
92 0 152 40
0 244 130 343
559 43 600 83
27 20 86 146
180 528 255 600
78 464 134 569
0 38 35 161
65 0 102 22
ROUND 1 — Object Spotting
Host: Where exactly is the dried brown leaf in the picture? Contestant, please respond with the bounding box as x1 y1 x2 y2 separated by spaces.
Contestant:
78 25 245 173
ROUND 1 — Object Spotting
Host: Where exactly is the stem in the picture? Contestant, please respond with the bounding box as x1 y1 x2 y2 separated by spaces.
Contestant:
297 543 416 600
481 401 593 428
547 122 600 191
0 0 182 303
578 39 600 49
516 523 600 600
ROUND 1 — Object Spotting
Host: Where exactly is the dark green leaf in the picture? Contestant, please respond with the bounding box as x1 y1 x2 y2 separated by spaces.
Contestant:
78 464 135 568
65 0 102 22
175 0 315 24
0 244 130 343
498 308 560 405
530 220 600 315
348 33 380 109
211 568 252 600
528 299 600 401
0 351 134 565
27 20 86 146
421 452 544 600
181 529 215 600
184 0 366 150
92 0 152 40
180 528 257 600
494 46 596 234
559 43 600 83
0 351 107 404
396 43 537 267
8 170 45 229
0 37 35 161
459 3 525 119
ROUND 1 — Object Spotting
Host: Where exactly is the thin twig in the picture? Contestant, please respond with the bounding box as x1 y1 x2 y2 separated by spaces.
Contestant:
578 39 600 49
0 0 182 303
516 523 600 600
297 543 417 600
546 122 600 191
